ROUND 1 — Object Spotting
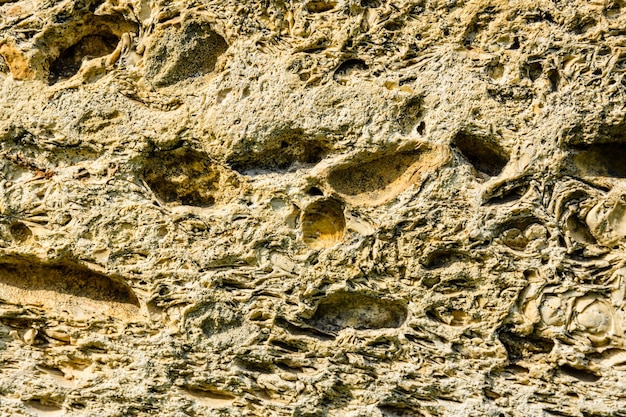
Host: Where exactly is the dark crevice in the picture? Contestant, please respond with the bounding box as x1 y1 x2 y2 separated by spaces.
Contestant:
498 327 555 362
571 143 626 178
523 60 543 81
484 180 529 205
547 69 560 91
558 364 601 382
49 33 120 85
453 132 509 177
333 59 368 84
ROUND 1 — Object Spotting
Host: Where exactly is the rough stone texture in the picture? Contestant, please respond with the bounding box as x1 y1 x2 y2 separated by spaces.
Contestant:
1 0 626 416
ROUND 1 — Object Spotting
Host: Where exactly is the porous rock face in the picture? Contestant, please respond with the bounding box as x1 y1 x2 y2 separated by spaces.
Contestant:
1 0 626 416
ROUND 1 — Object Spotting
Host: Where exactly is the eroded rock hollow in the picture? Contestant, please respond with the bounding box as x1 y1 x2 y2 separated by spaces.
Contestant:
2 0 626 415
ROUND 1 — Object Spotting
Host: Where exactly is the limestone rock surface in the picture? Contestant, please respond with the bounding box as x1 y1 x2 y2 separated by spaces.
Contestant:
2 0 626 416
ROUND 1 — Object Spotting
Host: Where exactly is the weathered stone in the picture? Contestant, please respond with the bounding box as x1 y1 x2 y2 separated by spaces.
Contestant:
1 0 626 415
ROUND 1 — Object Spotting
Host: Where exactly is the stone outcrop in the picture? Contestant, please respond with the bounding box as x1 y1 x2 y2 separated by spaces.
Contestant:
2 0 626 415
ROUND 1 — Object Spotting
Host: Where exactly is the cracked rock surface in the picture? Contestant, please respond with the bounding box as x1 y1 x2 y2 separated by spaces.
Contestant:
2 0 626 416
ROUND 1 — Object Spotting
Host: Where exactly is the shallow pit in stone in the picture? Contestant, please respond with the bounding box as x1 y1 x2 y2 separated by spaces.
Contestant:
308 291 407 333
0 257 140 321
301 198 346 249
180 386 236 407
144 19 228 87
144 147 237 207
229 130 331 173
306 0 337 12
326 144 448 206
9 222 32 243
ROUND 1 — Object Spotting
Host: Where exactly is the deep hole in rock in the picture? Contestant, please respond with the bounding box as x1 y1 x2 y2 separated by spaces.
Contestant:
0 258 140 320
547 69 560 91
143 148 227 207
305 186 324 196
308 291 408 333
301 198 346 249
523 61 543 81
416 121 426 135
48 33 120 85
571 143 626 178
453 132 509 176
145 20 228 87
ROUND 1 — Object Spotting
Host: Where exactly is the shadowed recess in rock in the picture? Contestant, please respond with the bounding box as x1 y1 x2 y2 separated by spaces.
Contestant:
453 131 509 177
143 147 238 207
333 59 368 85
48 33 120 85
571 143 626 178
306 0 337 12
0 54 8 73
145 19 227 87
483 178 530 205
558 364 601 382
421 248 472 269
498 327 554 362
378 403 426 417
301 198 346 249
229 130 331 172
498 216 544 250
0 258 140 321
9 222 33 243
179 386 236 407
308 291 407 333
327 144 448 205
